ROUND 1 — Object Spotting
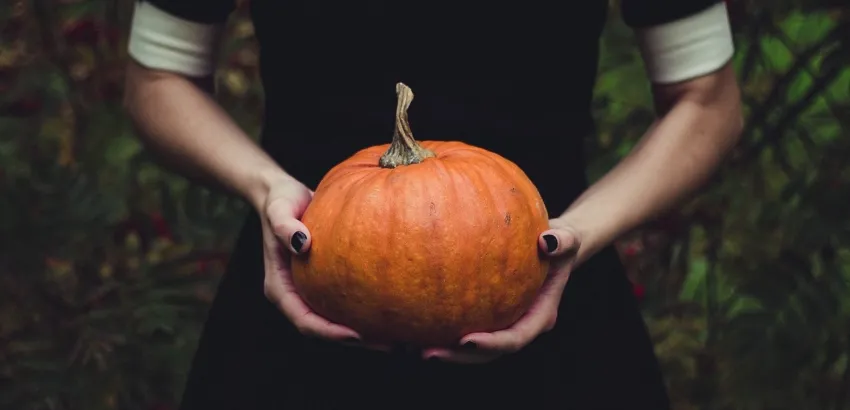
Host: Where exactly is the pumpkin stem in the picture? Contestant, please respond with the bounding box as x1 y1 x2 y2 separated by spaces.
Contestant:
379 82 436 168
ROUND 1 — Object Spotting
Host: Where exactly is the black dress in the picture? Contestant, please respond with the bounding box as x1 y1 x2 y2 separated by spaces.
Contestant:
137 0 722 408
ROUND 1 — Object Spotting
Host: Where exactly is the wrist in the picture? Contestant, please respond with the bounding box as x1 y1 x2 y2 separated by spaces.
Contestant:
243 165 296 211
554 211 620 266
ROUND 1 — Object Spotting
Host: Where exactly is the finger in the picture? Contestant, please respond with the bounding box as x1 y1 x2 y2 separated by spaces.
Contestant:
458 330 526 354
421 347 501 364
269 281 375 347
268 215 312 255
263 264 361 342
280 296 362 342
459 305 558 354
539 227 580 257
458 328 535 355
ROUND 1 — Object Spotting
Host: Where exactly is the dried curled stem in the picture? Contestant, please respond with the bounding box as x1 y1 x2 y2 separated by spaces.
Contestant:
378 82 436 168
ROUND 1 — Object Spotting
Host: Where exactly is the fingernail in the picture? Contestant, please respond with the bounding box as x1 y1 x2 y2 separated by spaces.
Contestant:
342 336 361 344
543 234 558 253
291 231 307 253
427 356 441 362
462 341 477 349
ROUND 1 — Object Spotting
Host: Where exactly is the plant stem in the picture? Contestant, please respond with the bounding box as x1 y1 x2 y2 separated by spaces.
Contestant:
378 82 435 168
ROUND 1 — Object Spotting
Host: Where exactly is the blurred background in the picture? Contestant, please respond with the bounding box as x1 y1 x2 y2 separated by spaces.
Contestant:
0 0 848 409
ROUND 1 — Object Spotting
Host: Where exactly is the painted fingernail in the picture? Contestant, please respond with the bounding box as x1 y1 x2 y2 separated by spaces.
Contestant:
543 234 558 253
342 336 361 344
291 231 307 253
462 341 477 349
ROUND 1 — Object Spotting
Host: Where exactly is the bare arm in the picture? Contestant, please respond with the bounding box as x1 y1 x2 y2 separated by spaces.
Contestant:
123 1 363 343
561 1 744 264
124 62 289 209
563 64 742 263
123 0 290 209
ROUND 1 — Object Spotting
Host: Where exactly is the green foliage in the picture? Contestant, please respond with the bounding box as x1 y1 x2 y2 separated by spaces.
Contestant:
0 1 848 409
0 1 251 408
594 5 850 409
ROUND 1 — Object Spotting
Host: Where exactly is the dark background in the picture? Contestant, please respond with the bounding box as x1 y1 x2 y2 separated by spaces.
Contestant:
1 0 849 409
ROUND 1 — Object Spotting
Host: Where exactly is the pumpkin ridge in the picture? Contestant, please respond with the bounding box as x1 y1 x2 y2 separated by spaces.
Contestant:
436 162 478 327
466 157 527 318
470 151 548 315
292 83 551 346
320 165 377 192
479 150 547 221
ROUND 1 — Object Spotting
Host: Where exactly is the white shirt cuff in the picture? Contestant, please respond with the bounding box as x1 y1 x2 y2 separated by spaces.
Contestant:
127 2 222 77
634 2 735 84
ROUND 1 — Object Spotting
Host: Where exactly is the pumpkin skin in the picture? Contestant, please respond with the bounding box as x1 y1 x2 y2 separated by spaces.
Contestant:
290 84 550 347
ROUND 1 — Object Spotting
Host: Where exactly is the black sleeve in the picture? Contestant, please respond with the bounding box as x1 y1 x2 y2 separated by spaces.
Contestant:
621 0 724 28
138 0 235 25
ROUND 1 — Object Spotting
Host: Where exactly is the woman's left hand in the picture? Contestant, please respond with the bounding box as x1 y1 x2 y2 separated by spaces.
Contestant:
421 218 582 364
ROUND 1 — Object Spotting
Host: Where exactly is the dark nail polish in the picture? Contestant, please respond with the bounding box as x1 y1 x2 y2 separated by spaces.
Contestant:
543 234 558 253
291 231 307 253
427 356 441 362
462 341 477 349
342 336 361 344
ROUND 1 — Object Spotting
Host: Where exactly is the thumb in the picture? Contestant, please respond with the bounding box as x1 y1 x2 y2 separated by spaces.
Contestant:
538 225 580 257
267 206 312 255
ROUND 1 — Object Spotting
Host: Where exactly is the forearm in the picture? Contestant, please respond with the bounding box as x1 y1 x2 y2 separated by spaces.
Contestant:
562 65 743 264
123 61 289 209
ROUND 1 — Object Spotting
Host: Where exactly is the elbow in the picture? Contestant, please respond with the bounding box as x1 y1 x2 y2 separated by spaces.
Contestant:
722 83 745 151
666 65 746 153
122 86 137 120
702 93 744 160
730 103 745 143
713 68 746 150
121 60 179 122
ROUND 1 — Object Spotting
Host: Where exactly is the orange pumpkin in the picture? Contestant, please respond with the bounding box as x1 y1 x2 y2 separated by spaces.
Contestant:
291 83 550 347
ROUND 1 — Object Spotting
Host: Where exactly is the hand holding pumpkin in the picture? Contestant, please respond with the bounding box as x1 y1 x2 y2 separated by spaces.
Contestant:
259 179 365 344
421 220 581 364
288 82 565 357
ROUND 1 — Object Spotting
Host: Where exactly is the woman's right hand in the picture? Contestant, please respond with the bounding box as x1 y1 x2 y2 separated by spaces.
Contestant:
259 178 364 344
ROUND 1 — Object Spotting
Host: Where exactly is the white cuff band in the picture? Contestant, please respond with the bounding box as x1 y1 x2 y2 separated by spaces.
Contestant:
635 2 735 84
127 2 222 77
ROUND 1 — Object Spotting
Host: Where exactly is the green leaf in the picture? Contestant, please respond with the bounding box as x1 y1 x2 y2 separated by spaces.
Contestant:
786 71 813 102
778 11 836 48
104 132 141 166
680 257 708 302
760 36 795 73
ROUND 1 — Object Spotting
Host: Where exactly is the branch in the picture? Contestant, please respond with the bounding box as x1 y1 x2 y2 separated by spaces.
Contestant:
739 23 845 143
740 11 771 84
767 21 845 120
734 59 844 165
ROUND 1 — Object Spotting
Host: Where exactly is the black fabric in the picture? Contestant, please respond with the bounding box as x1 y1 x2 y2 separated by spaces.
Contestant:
151 0 718 408
180 213 671 410
139 0 234 24
621 0 724 28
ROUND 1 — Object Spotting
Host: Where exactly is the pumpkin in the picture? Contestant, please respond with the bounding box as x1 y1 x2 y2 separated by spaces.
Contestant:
291 83 550 347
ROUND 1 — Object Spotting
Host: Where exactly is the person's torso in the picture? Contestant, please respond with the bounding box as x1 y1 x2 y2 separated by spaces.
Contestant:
249 0 610 213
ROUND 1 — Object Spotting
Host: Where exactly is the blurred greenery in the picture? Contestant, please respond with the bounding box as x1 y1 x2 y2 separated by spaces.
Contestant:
0 0 848 409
